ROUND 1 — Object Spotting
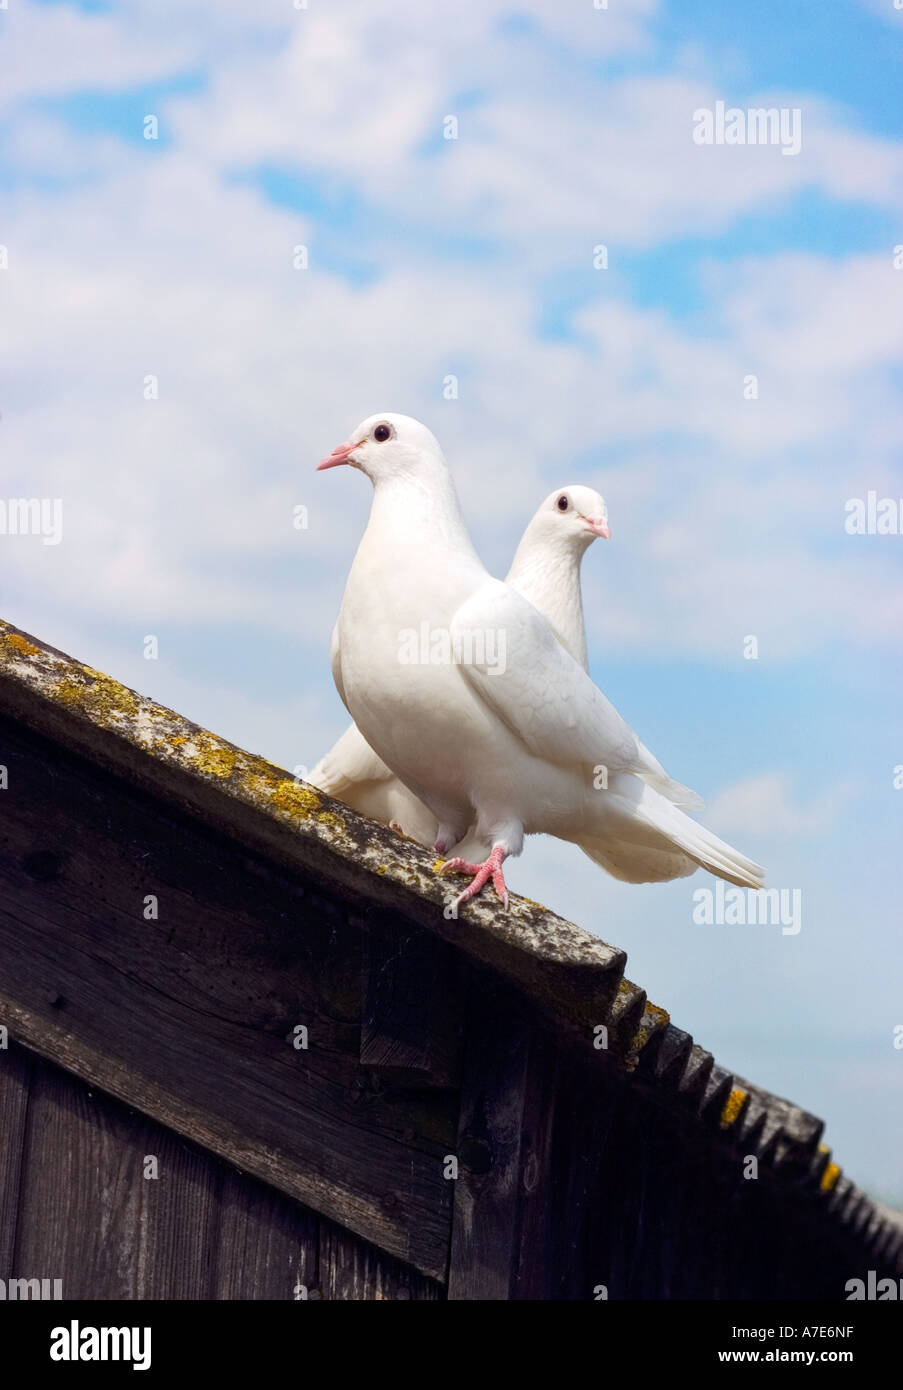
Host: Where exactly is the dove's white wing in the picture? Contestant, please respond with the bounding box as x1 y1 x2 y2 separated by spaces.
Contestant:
450 581 644 776
450 580 701 810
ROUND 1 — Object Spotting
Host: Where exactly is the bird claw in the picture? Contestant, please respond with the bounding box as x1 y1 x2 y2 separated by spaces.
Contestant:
437 856 482 877
438 848 509 911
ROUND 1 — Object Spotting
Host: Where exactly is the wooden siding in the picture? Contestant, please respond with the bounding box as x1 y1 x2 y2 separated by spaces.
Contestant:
0 1041 442 1301
0 711 457 1280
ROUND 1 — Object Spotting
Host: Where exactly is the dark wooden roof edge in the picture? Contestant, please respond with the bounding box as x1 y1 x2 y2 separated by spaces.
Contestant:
1 617 901 1273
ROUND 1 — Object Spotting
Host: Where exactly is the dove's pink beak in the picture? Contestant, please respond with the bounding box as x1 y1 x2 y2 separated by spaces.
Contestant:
584 516 611 539
317 438 360 470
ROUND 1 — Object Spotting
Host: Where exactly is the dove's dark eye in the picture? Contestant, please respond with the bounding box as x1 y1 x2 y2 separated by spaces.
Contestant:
374 423 392 443
557 495 569 511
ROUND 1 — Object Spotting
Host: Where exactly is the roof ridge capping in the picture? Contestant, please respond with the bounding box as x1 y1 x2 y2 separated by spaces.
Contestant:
1 618 901 1273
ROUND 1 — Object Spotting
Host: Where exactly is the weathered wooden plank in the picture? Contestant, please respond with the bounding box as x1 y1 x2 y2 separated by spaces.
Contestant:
212 1167 319 1300
0 716 454 1279
212 1167 444 1300
318 1218 443 1300
448 1023 529 1299
447 982 559 1300
543 1057 621 1301
0 1040 32 1277
360 914 463 1086
13 1053 220 1298
509 1031 559 1300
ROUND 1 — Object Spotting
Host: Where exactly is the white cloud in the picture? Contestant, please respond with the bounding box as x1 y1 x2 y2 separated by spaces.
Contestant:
0 1 197 110
1 134 901 662
706 773 858 838
1 0 901 667
156 18 903 257
1 1 874 261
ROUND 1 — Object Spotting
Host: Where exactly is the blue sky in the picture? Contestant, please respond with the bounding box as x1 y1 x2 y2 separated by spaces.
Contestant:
1 0 901 1206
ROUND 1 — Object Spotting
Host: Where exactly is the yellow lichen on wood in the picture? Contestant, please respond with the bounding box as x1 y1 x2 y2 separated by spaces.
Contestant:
820 1161 840 1192
268 781 321 817
3 632 41 657
192 742 237 778
52 678 85 705
720 1087 747 1128
628 1002 671 1055
51 671 139 720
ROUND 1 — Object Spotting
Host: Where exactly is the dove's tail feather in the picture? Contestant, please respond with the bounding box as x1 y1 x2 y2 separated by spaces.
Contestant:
638 797 765 890
586 775 764 889
634 739 705 809
640 769 705 811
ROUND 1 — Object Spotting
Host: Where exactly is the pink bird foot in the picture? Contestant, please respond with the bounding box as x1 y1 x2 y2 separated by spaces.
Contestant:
438 846 509 911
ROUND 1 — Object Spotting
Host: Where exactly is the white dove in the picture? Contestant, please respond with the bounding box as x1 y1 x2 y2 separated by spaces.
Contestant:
318 413 764 911
308 483 612 847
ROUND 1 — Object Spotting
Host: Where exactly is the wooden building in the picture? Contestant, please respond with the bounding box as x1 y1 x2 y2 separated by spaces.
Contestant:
0 617 900 1300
